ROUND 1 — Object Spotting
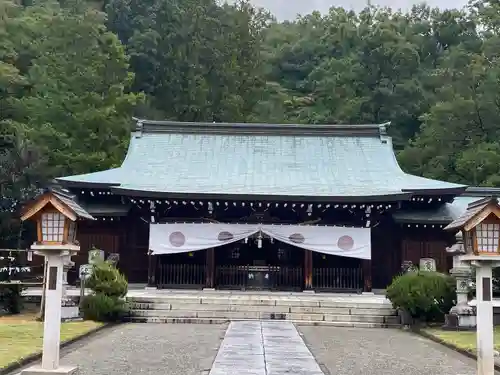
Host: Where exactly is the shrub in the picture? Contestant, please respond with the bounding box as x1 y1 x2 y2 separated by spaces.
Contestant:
386 271 456 323
0 284 24 314
86 260 127 298
81 294 128 322
82 260 128 322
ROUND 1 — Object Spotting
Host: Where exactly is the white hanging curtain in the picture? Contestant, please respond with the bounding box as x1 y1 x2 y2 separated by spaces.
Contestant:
149 223 260 255
149 223 371 260
261 224 371 260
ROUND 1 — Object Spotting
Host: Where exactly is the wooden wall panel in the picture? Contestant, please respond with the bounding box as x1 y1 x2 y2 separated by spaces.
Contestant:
71 221 123 284
372 223 455 289
400 228 454 273
121 219 149 284
71 217 151 285
371 216 402 289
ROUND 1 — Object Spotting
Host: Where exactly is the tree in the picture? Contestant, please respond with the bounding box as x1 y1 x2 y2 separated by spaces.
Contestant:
106 0 269 122
3 0 142 176
4 0 500 193
398 1 500 185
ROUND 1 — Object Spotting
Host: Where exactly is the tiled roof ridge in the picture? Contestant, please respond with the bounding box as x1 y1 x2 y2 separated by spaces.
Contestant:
464 187 500 197
132 118 391 138
466 196 497 209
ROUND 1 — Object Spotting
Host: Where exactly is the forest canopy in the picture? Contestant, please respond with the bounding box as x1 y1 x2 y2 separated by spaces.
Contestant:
1 0 500 244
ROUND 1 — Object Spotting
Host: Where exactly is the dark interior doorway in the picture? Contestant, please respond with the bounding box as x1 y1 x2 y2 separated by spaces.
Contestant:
215 239 304 290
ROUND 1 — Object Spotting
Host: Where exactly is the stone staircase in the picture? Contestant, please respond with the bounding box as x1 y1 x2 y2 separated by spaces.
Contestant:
126 290 400 328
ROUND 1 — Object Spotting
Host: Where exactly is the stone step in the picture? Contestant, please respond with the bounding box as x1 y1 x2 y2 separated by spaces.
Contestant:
127 296 393 310
128 302 396 316
129 309 400 324
126 316 400 328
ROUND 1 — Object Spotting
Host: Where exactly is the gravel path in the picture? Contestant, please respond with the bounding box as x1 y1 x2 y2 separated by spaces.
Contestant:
15 324 227 375
297 326 486 375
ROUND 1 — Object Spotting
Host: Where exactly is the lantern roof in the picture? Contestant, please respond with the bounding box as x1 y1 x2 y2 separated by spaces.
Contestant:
444 197 500 232
20 188 94 222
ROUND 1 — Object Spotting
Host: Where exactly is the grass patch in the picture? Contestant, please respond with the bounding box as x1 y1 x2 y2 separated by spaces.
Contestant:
0 313 102 369
423 327 500 352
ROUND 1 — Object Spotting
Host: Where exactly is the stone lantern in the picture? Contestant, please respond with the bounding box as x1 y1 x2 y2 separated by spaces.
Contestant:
445 196 500 375
20 188 94 375
444 232 476 329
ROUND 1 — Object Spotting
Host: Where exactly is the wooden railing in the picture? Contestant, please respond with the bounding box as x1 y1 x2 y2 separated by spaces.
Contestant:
216 265 249 289
157 263 362 292
273 266 303 291
312 267 363 292
215 265 303 291
158 263 205 289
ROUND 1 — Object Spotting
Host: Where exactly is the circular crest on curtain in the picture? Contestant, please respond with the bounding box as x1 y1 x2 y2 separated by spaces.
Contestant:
289 233 305 244
169 231 186 247
218 231 234 241
337 235 354 250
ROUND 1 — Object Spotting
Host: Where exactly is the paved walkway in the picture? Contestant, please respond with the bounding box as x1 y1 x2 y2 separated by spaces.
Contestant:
210 321 323 375
12 323 491 375
298 325 483 375
14 324 227 375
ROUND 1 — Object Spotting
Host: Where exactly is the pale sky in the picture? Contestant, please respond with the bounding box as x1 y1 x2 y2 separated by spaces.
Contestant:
243 0 469 19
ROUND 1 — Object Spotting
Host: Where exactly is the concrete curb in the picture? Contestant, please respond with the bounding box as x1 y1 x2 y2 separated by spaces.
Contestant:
413 328 500 371
0 322 115 375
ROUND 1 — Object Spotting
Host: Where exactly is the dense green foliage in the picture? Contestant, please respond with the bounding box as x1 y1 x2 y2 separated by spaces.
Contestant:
81 293 127 322
0 285 23 314
2 0 500 245
86 260 128 298
81 260 128 322
386 271 456 322
0 251 26 315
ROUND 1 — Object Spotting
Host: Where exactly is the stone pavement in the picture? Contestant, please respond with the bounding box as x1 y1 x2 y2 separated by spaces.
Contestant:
11 323 494 375
13 324 227 375
298 325 484 375
210 321 323 375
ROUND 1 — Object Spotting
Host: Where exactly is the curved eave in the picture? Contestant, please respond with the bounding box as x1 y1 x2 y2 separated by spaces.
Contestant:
401 186 467 196
109 185 414 203
55 179 121 189
393 216 451 225
56 178 466 202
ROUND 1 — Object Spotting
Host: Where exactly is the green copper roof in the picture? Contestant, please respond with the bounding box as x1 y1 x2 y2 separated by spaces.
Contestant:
56 120 466 200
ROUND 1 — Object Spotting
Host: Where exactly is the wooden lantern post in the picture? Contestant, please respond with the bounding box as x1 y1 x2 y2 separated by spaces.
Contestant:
20 189 94 375
445 197 500 375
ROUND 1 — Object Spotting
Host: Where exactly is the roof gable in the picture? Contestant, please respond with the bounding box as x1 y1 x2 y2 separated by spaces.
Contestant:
57 120 466 200
444 197 500 231
21 189 94 222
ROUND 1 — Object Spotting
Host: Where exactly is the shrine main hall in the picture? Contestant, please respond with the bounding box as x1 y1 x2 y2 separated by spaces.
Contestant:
53 119 482 292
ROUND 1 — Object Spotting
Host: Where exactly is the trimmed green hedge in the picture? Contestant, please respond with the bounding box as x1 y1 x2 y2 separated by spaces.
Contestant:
386 271 456 322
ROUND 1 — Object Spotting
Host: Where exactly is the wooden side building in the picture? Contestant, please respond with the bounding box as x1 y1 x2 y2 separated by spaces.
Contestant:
55 120 471 292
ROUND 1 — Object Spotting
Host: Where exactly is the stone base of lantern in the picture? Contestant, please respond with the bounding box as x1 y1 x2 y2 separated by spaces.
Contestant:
443 303 477 330
21 365 78 375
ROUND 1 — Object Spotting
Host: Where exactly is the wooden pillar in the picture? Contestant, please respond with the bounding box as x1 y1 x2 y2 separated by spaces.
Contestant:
304 250 313 290
205 248 215 288
362 259 372 293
